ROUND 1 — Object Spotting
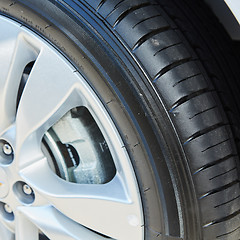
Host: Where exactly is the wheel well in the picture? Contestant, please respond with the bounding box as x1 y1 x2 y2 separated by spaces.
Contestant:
204 0 240 40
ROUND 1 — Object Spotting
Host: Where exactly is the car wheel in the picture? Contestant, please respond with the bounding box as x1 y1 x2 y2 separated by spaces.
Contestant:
0 0 240 239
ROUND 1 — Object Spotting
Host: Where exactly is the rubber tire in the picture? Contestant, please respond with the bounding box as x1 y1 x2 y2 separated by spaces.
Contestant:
0 0 240 239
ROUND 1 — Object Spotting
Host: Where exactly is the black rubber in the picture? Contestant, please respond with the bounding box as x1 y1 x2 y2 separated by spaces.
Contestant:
1 0 240 239
84 0 240 239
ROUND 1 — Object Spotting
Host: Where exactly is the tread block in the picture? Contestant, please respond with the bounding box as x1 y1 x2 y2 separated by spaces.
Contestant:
195 170 238 195
155 73 208 108
116 13 170 50
105 0 151 26
203 214 240 239
114 5 162 29
169 95 224 140
184 126 235 168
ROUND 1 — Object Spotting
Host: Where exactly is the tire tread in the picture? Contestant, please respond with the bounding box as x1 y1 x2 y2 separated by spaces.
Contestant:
84 0 240 238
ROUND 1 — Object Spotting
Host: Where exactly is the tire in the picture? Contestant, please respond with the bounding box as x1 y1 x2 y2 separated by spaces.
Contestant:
0 0 239 239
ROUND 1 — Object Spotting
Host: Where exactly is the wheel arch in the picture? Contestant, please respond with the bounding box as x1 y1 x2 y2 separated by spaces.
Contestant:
204 0 240 41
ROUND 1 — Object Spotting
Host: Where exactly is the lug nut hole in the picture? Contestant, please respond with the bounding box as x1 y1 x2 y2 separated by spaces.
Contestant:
0 202 14 221
0 140 14 165
13 181 35 205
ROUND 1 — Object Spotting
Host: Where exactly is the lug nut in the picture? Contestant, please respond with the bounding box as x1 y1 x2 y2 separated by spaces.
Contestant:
4 204 13 214
23 184 33 195
2 143 13 156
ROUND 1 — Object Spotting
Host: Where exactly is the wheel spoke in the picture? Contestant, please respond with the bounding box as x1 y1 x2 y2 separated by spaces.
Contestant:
16 47 83 139
0 17 37 131
20 158 143 239
0 223 14 240
15 211 38 240
15 48 84 168
18 205 109 240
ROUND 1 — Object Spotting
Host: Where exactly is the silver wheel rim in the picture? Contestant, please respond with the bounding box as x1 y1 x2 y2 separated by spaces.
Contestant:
0 16 144 240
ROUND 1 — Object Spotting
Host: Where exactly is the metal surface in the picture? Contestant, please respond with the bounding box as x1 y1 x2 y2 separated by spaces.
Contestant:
225 0 240 24
44 107 116 184
0 16 144 240
4 204 13 214
22 185 33 196
2 144 13 156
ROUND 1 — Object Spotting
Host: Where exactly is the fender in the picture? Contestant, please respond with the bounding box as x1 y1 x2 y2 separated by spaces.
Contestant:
205 0 240 40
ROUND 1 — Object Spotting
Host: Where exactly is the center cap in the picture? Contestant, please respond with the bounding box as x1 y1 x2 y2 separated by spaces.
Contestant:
0 168 9 198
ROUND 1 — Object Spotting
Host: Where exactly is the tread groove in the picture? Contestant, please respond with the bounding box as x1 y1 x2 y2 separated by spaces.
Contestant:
209 167 237 181
113 0 126 9
217 225 240 238
215 194 240 208
153 57 191 83
201 138 230 153
204 208 240 228
153 42 182 57
96 0 108 11
189 105 217 120
132 26 171 51
169 88 211 113
133 14 162 29
173 73 201 88
105 0 126 18
183 122 227 145
113 3 152 27
200 180 239 200
194 154 237 174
